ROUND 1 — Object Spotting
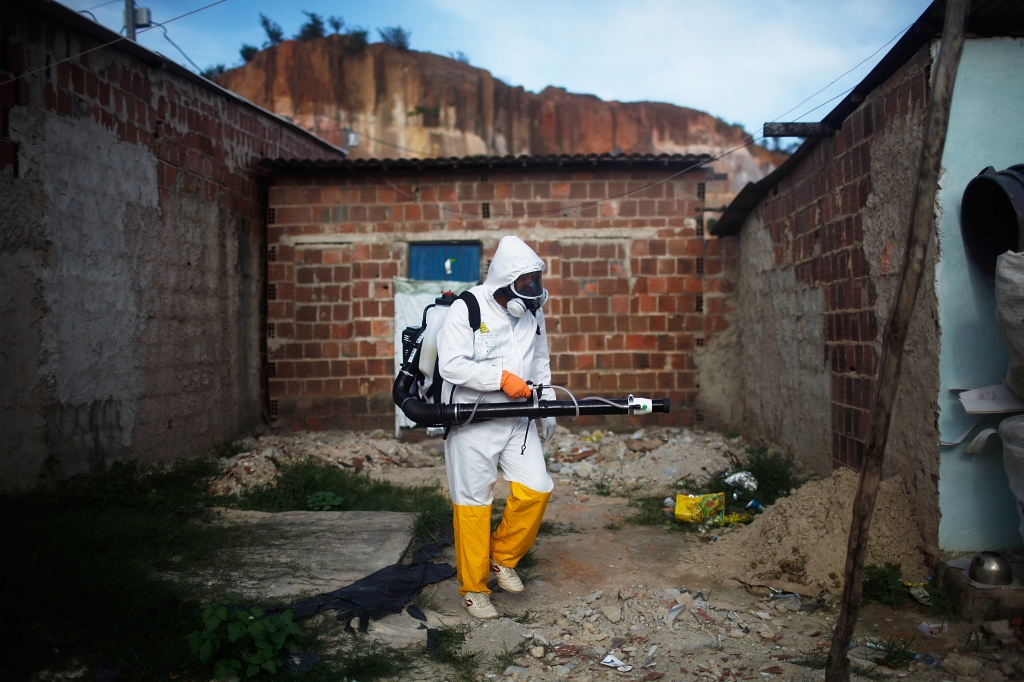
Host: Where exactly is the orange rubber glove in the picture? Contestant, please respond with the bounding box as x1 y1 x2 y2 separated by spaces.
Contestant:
500 370 532 400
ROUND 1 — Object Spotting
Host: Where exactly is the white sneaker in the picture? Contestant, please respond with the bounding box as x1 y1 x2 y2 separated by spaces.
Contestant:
463 591 499 619
490 559 524 593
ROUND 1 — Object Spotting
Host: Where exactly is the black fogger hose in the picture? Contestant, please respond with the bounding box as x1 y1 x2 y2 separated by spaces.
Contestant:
393 368 670 427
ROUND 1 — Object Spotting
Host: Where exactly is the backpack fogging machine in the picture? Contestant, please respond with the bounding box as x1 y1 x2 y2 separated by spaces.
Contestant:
392 291 671 428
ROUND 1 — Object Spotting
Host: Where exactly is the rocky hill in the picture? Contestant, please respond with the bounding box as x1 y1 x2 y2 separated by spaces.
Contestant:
217 36 786 194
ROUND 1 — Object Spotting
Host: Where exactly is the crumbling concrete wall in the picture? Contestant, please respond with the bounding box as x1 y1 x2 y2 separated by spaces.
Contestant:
0 3 343 489
734 212 832 479
703 43 941 553
861 114 940 556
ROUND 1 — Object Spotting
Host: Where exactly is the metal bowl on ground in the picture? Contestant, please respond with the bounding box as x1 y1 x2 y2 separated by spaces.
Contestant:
968 551 1013 585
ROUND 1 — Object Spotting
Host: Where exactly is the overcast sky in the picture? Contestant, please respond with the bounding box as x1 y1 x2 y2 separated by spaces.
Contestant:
65 0 933 137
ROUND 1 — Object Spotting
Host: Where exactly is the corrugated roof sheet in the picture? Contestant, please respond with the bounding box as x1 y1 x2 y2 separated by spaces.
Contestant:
712 0 1024 237
257 152 712 174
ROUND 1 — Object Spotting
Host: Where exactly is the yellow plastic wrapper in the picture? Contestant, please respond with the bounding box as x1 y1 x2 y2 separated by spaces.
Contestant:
722 512 753 526
674 492 725 525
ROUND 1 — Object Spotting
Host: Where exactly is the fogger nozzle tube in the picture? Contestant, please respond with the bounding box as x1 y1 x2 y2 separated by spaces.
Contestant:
393 369 670 427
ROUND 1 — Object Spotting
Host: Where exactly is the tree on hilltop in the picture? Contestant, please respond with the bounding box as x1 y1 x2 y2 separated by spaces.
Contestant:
328 16 344 34
259 13 284 47
297 12 326 41
377 26 410 50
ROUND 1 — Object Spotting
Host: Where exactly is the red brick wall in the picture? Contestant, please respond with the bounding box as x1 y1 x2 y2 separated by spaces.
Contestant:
0 3 344 486
265 167 732 431
754 46 930 471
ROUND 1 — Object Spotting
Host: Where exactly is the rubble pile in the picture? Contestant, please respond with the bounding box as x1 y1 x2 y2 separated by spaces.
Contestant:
451 583 957 681
544 427 746 491
677 468 930 591
205 430 442 497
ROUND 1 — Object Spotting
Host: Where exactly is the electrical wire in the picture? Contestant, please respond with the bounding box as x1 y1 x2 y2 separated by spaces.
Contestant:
0 0 228 89
81 0 122 11
160 25 203 73
771 21 914 124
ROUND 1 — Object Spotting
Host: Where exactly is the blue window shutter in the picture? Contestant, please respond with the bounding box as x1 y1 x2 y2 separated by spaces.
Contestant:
408 243 481 281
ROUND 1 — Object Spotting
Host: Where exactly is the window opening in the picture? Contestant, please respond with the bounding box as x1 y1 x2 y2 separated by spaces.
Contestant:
268 400 279 418
697 182 706 200
481 202 490 219
267 362 277 377
695 257 705 275
695 294 703 313
267 322 276 338
268 246 277 262
267 207 276 224
268 283 278 300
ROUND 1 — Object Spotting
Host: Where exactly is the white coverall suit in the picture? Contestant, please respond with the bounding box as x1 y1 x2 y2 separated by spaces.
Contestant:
436 236 555 595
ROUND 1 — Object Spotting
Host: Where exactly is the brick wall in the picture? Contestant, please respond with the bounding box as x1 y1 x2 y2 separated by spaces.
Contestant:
264 162 731 431
0 1 344 487
749 45 931 471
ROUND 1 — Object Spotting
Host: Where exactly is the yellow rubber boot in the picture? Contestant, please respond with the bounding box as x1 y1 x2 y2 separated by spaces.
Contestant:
490 482 551 568
452 503 492 595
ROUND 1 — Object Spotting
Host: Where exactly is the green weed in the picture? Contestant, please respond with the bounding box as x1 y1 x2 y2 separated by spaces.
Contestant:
0 459 236 680
879 635 915 668
212 441 252 458
411 587 452 616
744 448 801 504
187 592 301 678
429 624 480 682
538 520 579 536
335 636 417 680
862 563 906 609
306 491 344 511
604 522 623 530
793 648 829 669
623 496 673 526
492 641 521 671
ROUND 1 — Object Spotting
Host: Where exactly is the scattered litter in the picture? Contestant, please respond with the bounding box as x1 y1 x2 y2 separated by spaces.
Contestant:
674 493 725 525
917 621 948 638
908 586 933 606
725 471 758 494
283 652 320 673
600 654 633 672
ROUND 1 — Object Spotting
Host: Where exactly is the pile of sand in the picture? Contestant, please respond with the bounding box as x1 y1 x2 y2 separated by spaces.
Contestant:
677 468 929 592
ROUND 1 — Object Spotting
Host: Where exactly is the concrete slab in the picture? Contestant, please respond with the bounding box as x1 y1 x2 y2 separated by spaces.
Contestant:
211 509 416 599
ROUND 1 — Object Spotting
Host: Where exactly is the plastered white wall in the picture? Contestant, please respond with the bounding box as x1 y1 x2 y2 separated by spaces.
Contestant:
936 38 1024 551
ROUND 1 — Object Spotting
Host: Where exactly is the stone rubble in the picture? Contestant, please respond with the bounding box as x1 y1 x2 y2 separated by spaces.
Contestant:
543 425 748 492
204 429 442 496
448 585 1024 682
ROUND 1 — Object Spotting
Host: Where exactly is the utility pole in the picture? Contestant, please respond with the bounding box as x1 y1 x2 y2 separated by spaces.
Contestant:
124 0 135 41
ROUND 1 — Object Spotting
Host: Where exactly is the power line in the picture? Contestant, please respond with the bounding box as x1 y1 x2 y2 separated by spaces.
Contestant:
0 0 228 89
159 25 202 73
772 22 914 124
81 0 121 11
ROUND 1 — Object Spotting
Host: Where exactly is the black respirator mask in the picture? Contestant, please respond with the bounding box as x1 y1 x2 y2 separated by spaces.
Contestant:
501 270 548 317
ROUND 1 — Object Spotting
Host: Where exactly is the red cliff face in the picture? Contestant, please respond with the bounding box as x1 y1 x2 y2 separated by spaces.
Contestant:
218 37 785 192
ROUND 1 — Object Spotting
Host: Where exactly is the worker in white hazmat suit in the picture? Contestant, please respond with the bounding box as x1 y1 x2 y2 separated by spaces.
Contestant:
436 235 557 619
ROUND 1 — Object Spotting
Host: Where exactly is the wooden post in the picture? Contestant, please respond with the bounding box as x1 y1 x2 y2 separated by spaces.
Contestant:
824 1 969 680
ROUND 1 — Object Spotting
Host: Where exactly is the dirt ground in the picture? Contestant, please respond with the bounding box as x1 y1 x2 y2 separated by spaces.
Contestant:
216 426 1023 682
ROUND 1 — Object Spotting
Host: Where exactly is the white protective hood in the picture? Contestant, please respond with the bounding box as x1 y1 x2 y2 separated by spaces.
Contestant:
483 236 546 293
